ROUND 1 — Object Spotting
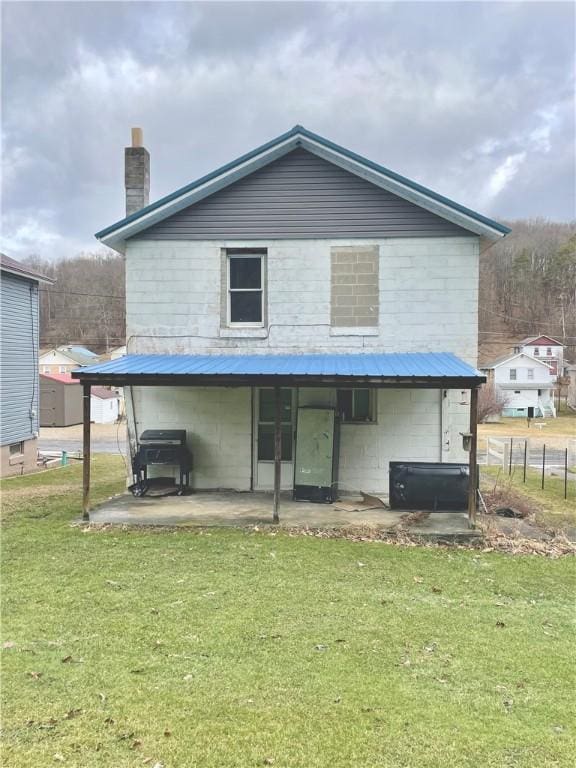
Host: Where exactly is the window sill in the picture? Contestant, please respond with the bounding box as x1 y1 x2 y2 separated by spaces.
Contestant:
329 327 379 337
219 328 268 339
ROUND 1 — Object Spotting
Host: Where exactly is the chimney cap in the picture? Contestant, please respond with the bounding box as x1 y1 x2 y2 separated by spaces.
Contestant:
131 127 144 148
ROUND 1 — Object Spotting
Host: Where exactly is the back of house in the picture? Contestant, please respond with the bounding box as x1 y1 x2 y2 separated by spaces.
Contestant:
77 126 508 495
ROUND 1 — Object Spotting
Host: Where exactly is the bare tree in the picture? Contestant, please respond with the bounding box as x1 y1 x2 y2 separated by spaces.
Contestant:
23 251 125 352
477 384 509 423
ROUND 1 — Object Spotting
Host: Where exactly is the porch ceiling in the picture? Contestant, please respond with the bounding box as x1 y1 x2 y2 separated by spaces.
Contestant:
71 352 485 388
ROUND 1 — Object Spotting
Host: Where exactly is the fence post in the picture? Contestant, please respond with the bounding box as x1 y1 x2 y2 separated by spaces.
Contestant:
565 447 568 500
541 443 546 490
523 440 527 483
509 437 513 475
502 440 510 471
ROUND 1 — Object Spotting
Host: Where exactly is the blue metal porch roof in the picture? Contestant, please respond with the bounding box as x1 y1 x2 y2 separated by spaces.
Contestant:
73 352 483 381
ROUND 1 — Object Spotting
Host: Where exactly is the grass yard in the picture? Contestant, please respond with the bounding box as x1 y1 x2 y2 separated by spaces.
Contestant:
478 412 576 448
481 466 576 530
1 457 575 767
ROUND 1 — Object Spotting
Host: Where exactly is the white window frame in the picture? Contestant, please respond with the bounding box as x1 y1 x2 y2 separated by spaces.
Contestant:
509 369 517 381
42 366 51 374
337 388 377 424
227 253 264 328
59 365 67 374
534 348 540 356
527 369 534 380
546 347 552 356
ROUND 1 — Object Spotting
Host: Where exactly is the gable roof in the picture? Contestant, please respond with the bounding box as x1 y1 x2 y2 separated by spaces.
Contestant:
64 345 98 358
481 352 554 370
96 125 510 252
0 253 53 284
518 335 563 347
40 347 98 366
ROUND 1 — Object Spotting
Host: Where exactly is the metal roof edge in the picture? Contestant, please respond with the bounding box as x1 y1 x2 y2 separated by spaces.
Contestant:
95 125 510 243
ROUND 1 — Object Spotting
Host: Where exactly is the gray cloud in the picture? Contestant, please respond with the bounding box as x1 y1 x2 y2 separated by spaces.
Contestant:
2 1 574 259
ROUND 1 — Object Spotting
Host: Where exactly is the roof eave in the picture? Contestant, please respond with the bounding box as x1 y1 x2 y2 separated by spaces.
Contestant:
96 126 510 253
0 265 54 284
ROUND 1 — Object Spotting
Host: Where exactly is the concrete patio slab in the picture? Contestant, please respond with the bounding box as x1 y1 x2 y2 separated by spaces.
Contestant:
88 490 479 538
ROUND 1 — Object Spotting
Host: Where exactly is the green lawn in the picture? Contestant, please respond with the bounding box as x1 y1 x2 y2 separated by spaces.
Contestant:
481 466 576 530
1 457 575 767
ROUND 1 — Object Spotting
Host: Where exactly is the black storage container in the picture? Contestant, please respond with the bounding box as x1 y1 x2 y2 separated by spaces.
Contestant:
389 462 470 511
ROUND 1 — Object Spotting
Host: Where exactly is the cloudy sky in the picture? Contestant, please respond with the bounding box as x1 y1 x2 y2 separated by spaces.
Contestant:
2 0 574 260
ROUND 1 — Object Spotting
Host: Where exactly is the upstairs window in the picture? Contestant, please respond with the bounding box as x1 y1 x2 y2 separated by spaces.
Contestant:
527 369 534 380
337 389 376 423
546 347 552 356
509 369 517 381
227 251 264 325
534 348 540 356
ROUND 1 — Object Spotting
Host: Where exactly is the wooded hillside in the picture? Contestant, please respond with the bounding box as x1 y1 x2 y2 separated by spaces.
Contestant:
24 252 125 352
479 219 576 364
24 219 576 362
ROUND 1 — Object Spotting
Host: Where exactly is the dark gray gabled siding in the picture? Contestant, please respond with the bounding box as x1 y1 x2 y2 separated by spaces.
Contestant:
136 148 471 240
0 272 39 445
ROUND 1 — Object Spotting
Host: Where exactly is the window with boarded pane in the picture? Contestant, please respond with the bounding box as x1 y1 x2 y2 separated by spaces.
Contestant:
257 389 293 460
337 389 376 423
228 253 263 325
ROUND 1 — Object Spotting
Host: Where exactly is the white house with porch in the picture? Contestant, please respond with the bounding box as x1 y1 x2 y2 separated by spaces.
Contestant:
481 352 556 418
73 126 509 522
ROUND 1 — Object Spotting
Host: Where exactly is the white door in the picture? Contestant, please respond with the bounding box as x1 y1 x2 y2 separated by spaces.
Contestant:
253 388 296 490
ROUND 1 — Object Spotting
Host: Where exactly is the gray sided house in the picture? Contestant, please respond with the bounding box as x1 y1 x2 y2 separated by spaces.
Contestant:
74 126 510 521
1 254 53 476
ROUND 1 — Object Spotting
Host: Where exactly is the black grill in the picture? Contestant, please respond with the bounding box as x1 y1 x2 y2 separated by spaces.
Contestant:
131 430 192 496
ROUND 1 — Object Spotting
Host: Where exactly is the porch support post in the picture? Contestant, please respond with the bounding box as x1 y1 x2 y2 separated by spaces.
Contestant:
272 385 281 524
82 384 91 521
468 386 479 525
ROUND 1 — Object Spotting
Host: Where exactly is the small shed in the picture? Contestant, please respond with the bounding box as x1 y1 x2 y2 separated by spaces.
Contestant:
91 387 119 424
40 374 82 427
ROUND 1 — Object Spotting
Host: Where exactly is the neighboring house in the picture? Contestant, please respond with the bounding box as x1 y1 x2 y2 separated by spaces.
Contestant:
512 335 564 377
1 253 53 476
90 387 120 424
39 345 98 375
481 352 556 418
74 125 510 513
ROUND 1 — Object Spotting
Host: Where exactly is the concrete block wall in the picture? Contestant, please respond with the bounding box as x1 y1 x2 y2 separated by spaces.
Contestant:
125 236 478 487
129 385 469 495
330 245 379 327
125 236 479 364
131 386 252 490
